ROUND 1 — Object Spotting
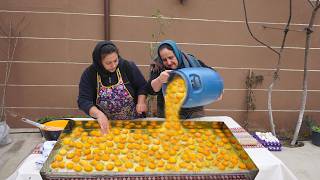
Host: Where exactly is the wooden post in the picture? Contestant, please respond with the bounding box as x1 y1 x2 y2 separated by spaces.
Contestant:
104 0 110 40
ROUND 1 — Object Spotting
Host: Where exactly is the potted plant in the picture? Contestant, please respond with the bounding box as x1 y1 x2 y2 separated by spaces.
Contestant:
306 116 320 147
310 124 320 147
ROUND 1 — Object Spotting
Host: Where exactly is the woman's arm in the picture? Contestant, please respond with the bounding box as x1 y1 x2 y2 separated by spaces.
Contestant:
89 106 110 134
136 94 147 114
78 67 110 134
150 77 163 92
122 61 148 113
77 67 96 115
151 70 172 92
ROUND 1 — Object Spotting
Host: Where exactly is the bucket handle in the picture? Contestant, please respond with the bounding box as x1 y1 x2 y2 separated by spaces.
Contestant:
189 74 203 93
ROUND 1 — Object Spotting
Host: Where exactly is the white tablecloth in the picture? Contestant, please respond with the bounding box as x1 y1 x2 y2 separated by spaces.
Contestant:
7 116 298 180
7 154 43 180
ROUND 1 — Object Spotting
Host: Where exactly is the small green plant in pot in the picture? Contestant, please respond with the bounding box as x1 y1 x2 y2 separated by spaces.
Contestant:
306 116 320 147
310 125 320 147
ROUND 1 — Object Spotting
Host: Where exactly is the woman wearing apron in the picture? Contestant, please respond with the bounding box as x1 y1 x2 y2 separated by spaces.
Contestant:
78 41 147 134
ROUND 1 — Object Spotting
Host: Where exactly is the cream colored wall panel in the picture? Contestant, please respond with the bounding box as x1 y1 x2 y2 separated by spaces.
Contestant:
0 0 104 14
218 68 320 90
113 42 320 70
0 12 104 39
111 0 319 25
110 17 320 48
5 86 78 107
0 39 97 63
7 63 87 85
205 90 320 110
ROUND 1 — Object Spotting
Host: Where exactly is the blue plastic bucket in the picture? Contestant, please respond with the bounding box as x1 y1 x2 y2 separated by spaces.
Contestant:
162 67 224 108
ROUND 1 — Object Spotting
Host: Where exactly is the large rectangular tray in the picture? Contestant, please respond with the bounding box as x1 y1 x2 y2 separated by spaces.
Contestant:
40 118 259 180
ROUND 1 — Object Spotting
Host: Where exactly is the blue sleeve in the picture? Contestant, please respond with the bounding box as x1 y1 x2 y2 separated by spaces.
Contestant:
77 68 96 115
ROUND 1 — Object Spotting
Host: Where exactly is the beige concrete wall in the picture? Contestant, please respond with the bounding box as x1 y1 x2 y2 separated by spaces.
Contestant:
0 0 319 135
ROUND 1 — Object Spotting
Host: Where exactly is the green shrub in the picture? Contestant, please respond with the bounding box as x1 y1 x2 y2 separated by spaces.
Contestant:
306 115 320 133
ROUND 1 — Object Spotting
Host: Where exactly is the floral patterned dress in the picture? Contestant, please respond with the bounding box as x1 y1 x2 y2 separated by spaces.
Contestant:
96 69 139 120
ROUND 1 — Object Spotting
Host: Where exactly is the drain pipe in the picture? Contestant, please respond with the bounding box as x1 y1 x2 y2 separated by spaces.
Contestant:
104 0 110 40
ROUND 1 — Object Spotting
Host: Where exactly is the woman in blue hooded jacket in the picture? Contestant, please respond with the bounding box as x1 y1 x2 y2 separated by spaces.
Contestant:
78 41 147 133
146 40 211 119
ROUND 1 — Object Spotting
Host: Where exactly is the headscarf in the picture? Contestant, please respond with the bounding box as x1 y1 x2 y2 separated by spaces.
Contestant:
92 40 124 79
157 40 185 68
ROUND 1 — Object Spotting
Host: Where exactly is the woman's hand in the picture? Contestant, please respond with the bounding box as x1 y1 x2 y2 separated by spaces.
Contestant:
158 70 172 83
89 106 110 134
136 95 147 114
217 90 224 101
96 113 110 134
151 70 172 92
136 102 147 114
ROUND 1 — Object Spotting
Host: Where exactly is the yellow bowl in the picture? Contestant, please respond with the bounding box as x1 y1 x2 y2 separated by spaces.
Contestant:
43 120 69 128
40 120 70 141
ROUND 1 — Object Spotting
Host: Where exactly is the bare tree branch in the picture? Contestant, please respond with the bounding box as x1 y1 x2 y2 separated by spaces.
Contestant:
7 20 12 61
291 0 320 146
307 0 315 8
243 0 292 136
0 17 9 37
0 17 26 122
0 26 8 37
0 20 13 121
262 25 304 32
0 38 8 56
242 0 279 56
15 16 29 37
280 0 292 52
266 0 292 136
10 33 20 61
